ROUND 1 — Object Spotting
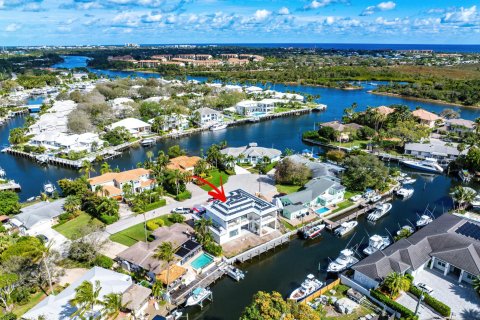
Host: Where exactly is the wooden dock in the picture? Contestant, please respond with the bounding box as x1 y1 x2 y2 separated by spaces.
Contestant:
0 181 21 192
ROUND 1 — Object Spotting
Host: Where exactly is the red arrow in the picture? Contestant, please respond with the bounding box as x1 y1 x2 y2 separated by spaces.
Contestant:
192 175 227 202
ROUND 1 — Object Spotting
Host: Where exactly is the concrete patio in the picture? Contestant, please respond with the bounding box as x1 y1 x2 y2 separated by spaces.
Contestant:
222 229 282 258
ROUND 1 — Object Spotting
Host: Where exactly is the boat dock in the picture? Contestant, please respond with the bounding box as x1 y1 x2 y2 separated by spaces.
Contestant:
0 181 21 192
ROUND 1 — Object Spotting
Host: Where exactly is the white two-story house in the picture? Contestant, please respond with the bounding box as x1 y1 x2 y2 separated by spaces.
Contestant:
202 189 278 245
194 107 224 127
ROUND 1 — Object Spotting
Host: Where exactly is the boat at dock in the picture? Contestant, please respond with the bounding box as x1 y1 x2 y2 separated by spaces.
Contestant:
334 221 358 237
312 104 327 112
209 123 228 131
363 234 391 255
369 194 382 203
402 177 416 185
367 203 392 222
416 215 433 227
289 274 323 302
185 287 212 307
471 195 480 209
327 249 359 273
141 137 156 146
301 224 326 239
396 187 414 198
43 182 56 195
225 265 245 282
459 169 472 183
0 167 5 178
400 158 443 174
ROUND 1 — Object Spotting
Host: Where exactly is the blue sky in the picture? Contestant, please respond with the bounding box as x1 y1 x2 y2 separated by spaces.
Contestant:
1 0 479 45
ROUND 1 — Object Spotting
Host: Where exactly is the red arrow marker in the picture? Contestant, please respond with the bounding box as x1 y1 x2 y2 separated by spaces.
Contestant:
192 175 227 202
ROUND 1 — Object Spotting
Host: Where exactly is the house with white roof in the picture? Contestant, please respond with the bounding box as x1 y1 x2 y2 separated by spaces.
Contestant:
22 266 151 320
106 118 151 136
193 107 224 126
235 99 288 116
220 142 281 164
109 97 135 118
201 189 278 244
148 113 189 132
404 138 467 162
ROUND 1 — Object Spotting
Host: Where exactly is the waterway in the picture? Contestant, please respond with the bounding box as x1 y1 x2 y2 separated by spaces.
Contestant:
0 55 473 319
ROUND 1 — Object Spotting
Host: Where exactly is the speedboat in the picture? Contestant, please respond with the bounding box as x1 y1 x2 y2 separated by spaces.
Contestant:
397 225 414 236
402 177 416 185
363 234 391 255
302 224 326 239
334 221 358 237
289 274 323 302
141 137 156 146
0 167 5 178
416 215 433 228
327 249 359 273
226 266 245 282
209 123 228 131
367 203 392 222
185 287 212 307
396 188 414 198
400 158 443 174
369 194 381 203
43 182 55 195
471 195 480 209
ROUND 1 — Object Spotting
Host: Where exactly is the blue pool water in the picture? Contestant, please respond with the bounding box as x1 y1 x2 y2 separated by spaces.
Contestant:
315 207 330 215
191 253 214 270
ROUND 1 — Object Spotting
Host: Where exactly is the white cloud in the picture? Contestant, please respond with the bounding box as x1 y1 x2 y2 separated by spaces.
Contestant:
305 0 333 10
254 9 271 21
442 5 477 24
5 23 21 32
361 1 396 16
278 7 289 15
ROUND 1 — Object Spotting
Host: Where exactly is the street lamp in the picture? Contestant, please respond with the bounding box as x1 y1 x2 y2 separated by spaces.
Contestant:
414 287 425 316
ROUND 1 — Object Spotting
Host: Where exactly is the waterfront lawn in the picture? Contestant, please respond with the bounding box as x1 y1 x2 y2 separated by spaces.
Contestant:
200 169 231 191
53 212 104 239
109 215 173 246
332 199 354 214
276 184 302 194
330 139 369 149
322 284 376 320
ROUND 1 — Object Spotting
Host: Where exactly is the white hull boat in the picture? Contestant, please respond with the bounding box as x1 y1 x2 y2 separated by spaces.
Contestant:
289 274 323 302
0 167 5 178
363 234 391 255
327 249 359 273
471 195 480 209
185 287 212 307
402 177 416 185
369 195 381 203
416 215 433 228
367 203 392 221
141 138 156 146
396 188 414 198
334 221 358 237
400 158 443 174
210 123 228 131
302 224 326 239
43 182 55 195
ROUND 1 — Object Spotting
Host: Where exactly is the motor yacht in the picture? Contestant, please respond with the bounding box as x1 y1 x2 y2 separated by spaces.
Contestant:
416 215 433 228
185 287 212 307
396 188 414 198
302 224 326 239
400 158 443 174
327 249 359 273
289 274 323 302
334 221 358 237
367 203 392 222
209 123 228 131
363 234 391 255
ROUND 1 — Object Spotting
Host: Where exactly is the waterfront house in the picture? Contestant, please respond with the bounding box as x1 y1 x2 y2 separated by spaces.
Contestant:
167 155 202 173
351 214 480 290
88 168 155 198
412 109 442 128
10 199 65 236
148 113 189 132
445 118 476 135
373 105 395 116
404 138 466 162
106 118 151 136
29 132 103 153
193 107 224 126
262 90 305 102
220 142 281 165
318 121 364 142
277 177 346 220
23 266 151 320
201 189 278 245
235 99 284 116
109 97 135 118
282 155 342 179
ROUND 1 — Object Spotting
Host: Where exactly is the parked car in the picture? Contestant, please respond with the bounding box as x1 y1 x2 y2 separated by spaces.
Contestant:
36 234 49 243
416 283 434 294
350 195 362 202
172 207 192 214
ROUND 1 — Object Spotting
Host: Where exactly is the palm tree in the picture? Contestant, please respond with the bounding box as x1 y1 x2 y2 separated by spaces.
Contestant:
473 276 480 295
153 242 175 297
452 186 476 209
79 160 96 178
100 162 111 175
101 293 127 319
122 182 134 200
169 169 185 196
70 280 102 319
194 218 213 244
41 242 55 295
382 272 410 298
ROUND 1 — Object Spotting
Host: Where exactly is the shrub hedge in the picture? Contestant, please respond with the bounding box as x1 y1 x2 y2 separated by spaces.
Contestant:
370 289 418 319
143 199 167 212
94 255 114 269
204 241 223 256
175 190 192 201
409 286 451 317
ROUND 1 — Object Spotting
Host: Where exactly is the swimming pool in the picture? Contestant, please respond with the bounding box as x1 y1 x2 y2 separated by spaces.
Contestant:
315 207 330 215
251 112 266 117
191 253 214 270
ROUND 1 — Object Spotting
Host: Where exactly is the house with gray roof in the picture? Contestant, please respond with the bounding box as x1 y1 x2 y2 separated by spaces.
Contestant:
404 138 467 162
283 155 341 179
277 177 345 220
220 142 282 165
193 107 224 126
352 214 480 290
9 198 65 236
445 118 476 135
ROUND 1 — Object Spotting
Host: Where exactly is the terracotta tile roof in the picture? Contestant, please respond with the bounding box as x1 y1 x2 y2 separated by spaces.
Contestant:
156 265 187 285
375 106 395 116
412 109 441 122
167 156 201 171
88 172 118 185
140 179 156 188
114 168 152 183
97 185 122 197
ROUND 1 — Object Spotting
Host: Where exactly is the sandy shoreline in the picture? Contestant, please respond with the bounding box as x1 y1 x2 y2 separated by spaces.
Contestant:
368 90 478 109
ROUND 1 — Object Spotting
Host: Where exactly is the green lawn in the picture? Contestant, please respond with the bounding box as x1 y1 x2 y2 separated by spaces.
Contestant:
344 191 360 199
200 169 230 191
276 184 302 194
331 139 370 149
332 199 355 214
53 212 104 239
109 215 173 246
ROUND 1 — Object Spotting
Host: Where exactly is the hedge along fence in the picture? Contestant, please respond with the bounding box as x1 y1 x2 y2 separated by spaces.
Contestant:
370 289 418 320
409 286 451 317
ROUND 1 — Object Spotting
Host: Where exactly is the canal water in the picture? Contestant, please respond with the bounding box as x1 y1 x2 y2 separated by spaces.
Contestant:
0 56 472 319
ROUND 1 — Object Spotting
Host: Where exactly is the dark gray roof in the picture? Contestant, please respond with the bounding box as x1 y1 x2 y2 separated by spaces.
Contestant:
284 155 332 178
353 214 480 282
13 199 66 229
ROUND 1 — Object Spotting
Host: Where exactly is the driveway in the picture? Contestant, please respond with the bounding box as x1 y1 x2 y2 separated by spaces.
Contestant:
414 268 480 320
396 292 440 320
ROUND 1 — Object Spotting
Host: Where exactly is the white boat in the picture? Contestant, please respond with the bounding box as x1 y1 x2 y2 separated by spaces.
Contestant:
226 266 245 282
396 188 414 198
334 221 358 237
369 194 381 203
471 195 480 209
363 234 391 255
43 182 56 195
397 225 414 236
209 123 228 131
402 177 417 185
0 167 5 178
289 274 323 302
185 287 212 307
416 215 433 228
302 224 326 239
459 170 472 183
141 138 156 146
327 249 359 273
400 158 443 174
367 203 392 221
